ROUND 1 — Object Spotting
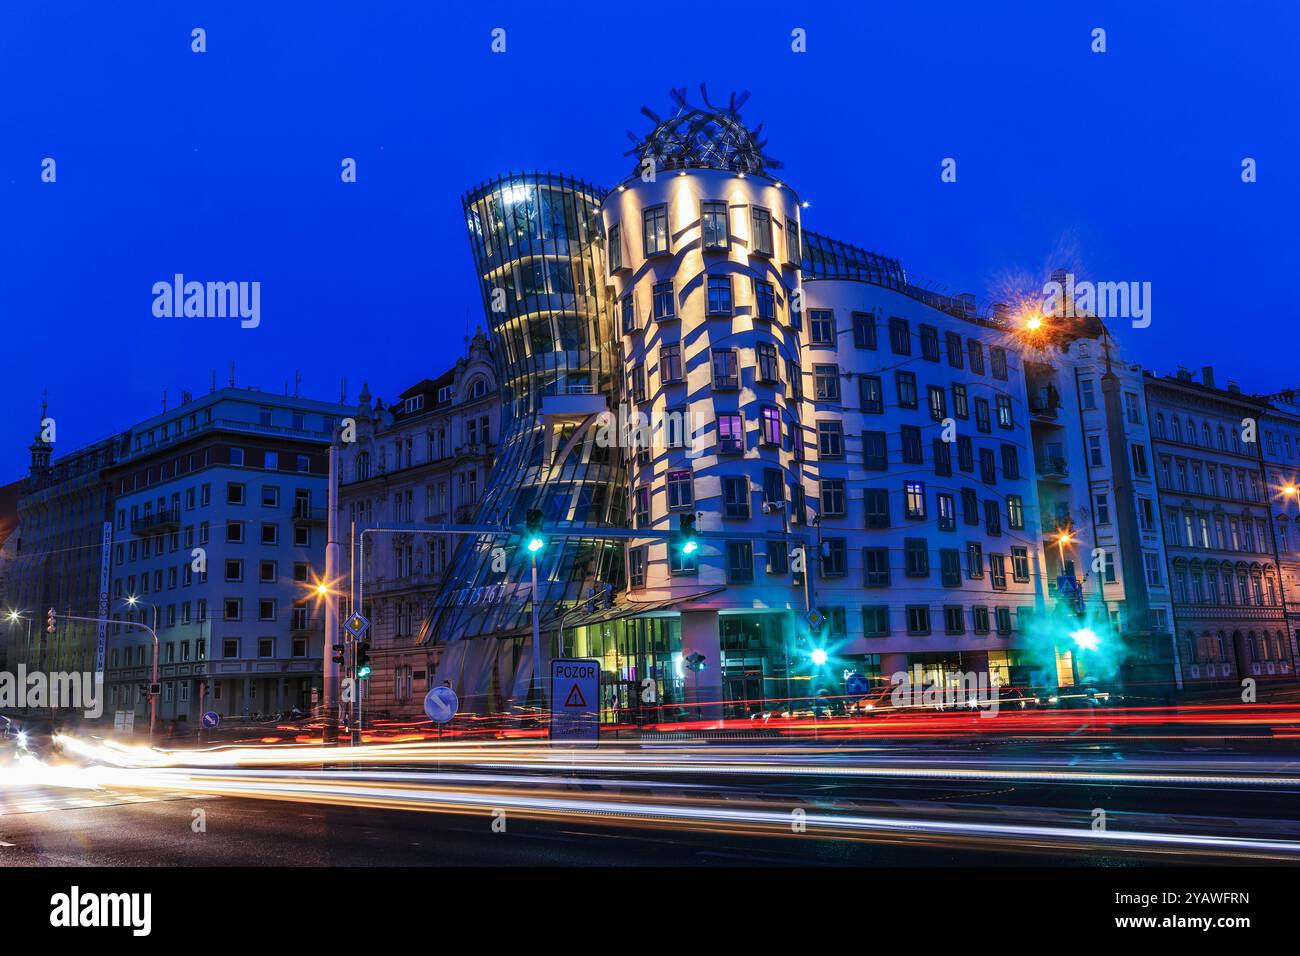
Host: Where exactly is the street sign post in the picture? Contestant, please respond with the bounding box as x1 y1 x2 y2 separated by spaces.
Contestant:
845 672 871 696
424 685 459 724
343 613 370 639
202 711 220 730
550 658 600 743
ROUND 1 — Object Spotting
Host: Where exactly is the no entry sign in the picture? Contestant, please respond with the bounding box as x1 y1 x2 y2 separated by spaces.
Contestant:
550 658 600 743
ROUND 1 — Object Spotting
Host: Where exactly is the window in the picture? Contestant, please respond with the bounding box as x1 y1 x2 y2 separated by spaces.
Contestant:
667 469 694 509
1094 493 1110 524
905 538 929 577
995 607 1013 635
989 554 1008 590
712 348 739 388
941 548 962 587
818 421 844 459
653 281 676 321
229 447 245 466
864 488 890 528
750 207 773 256
723 477 750 518
889 317 910 355
810 310 835 345
701 201 729 249
907 606 932 635
822 538 847 576
766 540 789 575
628 547 647 589
787 359 803 400
607 223 622 272
980 448 997 484
1011 546 1030 582
262 485 279 507
727 541 754 583
754 280 776 321
859 375 883 413
937 493 956 531
260 522 278 545
621 295 637 333
945 331 964 368
225 520 244 544
984 499 1002 535
974 399 991 433
821 479 846 517
972 606 991 634
853 312 876 349
227 482 245 505
996 395 1013 429
904 481 926 519
753 342 779 384
814 364 840 401
933 439 952 476
259 560 277 583
863 606 889 636
901 425 923 464
863 431 888 471
1007 494 1025 530
223 598 241 621
920 325 940 361
223 638 239 659
990 347 1008 380
634 486 650 529
967 340 985 374
864 547 891 586
966 542 984 578
760 405 782 446
706 276 733 315
944 605 965 634
661 343 682 383
719 413 744 453
928 386 947 422
642 204 669 256
1130 443 1149 476
895 371 918 408
957 436 974 472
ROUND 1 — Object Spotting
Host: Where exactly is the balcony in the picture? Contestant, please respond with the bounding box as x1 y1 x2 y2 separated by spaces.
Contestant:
131 508 181 535
292 504 327 525
1036 456 1069 480
454 442 495 459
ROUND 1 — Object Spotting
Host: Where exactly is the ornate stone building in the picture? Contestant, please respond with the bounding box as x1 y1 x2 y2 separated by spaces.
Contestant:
336 329 501 719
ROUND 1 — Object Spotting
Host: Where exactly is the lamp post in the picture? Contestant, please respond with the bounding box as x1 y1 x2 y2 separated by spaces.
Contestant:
124 596 160 735
58 610 159 741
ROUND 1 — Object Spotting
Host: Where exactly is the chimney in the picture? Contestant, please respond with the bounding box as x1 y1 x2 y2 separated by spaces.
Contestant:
1176 366 1193 382
956 292 976 316
1227 381 1241 394
1201 366 1216 388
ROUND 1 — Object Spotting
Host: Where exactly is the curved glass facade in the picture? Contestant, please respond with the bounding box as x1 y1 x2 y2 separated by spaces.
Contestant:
419 173 628 645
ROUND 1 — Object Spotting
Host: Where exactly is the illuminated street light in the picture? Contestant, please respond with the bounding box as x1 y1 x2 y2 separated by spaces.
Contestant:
1070 628 1100 652
810 648 829 666
1282 483 1298 498
1055 530 1075 565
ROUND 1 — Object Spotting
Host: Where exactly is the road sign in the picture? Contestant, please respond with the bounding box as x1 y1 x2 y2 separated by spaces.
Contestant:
343 612 370 638
845 672 871 696
1056 575 1079 594
550 658 600 743
311 687 319 706
805 608 825 630
202 711 220 729
424 685 459 724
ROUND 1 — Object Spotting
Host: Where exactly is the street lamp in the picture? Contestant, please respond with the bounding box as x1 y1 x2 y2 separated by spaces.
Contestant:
122 596 160 737
1054 530 1075 565
1070 627 1101 652
810 648 828 666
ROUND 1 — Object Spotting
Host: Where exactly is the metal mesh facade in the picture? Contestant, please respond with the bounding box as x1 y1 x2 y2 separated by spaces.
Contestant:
419 173 627 643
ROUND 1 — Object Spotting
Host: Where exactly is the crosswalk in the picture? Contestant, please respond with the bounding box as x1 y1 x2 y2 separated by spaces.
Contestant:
0 786 211 817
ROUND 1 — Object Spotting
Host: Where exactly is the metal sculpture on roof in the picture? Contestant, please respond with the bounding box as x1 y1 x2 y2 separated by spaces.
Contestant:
625 84 783 176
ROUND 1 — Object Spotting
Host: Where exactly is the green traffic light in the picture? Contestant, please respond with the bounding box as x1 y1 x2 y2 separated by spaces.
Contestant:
357 663 372 679
526 536 545 554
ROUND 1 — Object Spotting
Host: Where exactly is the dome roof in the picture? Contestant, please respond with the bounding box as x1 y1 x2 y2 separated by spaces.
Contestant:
625 85 782 176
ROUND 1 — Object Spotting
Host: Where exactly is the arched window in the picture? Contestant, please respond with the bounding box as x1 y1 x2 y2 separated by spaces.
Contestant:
1186 418 1197 443
1155 413 1166 438
357 451 371 480
1218 425 1228 450
1203 423 1212 446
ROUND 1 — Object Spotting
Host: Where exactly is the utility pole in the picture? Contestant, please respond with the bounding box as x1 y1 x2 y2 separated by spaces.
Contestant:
323 438 340 743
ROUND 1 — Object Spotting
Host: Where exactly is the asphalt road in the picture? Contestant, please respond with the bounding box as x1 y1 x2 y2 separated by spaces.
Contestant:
3 737 1299 865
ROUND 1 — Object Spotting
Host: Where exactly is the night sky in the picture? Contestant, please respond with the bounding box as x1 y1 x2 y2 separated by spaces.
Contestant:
2 0 1296 480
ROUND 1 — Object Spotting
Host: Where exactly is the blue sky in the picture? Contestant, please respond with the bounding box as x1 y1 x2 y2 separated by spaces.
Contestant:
1 0 1296 479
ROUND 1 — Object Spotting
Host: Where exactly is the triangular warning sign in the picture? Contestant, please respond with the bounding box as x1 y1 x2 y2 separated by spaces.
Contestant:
563 683 587 708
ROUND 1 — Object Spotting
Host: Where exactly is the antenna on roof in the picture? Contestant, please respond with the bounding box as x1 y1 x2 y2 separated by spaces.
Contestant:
229 362 235 388
340 377 347 404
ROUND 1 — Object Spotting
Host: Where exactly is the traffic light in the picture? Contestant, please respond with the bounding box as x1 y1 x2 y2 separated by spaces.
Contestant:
46 608 55 634
684 652 706 672
524 508 546 555
584 583 614 614
356 640 372 679
676 514 699 555
331 645 345 666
